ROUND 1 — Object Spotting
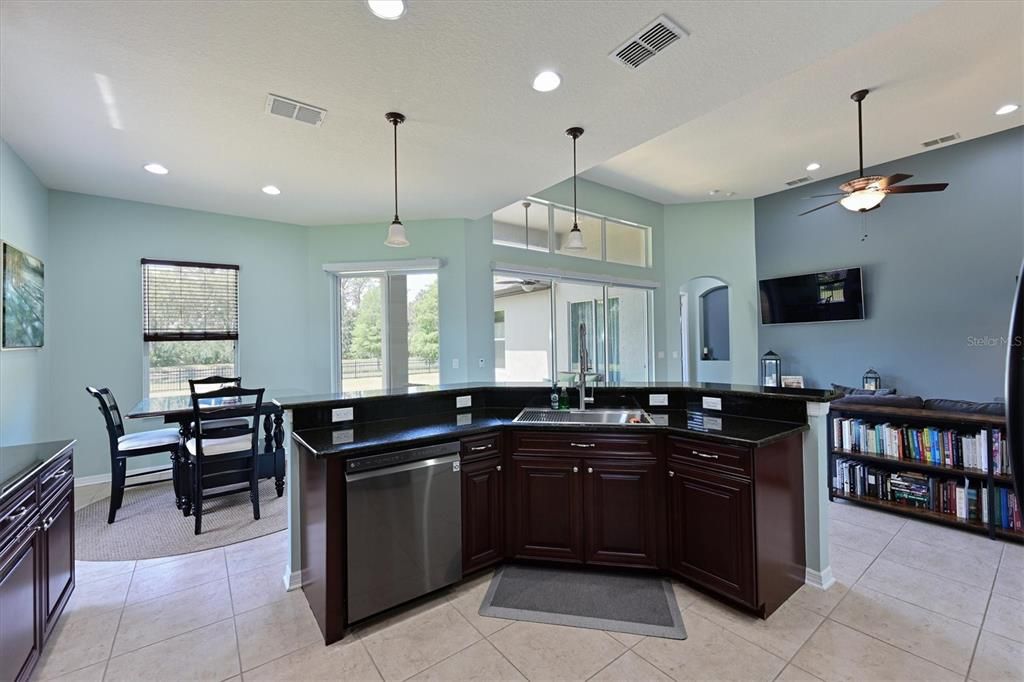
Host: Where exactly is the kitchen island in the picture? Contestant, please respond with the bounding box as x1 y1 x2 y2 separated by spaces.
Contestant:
277 382 836 643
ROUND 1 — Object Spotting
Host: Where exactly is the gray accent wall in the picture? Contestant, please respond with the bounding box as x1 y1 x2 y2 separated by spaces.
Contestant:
755 126 1024 401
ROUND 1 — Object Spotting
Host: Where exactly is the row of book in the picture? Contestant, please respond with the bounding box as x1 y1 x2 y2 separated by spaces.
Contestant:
831 417 1012 476
834 458 1022 530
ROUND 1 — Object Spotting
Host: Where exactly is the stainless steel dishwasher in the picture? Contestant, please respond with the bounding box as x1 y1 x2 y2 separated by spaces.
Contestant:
345 441 462 623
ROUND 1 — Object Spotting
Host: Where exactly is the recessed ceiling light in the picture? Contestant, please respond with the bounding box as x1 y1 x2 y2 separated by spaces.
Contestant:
708 189 719 196
532 71 561 92
806 162 821 171
995 103 1019 116
367 0 405 20
262 185 281 196
143 163 168 175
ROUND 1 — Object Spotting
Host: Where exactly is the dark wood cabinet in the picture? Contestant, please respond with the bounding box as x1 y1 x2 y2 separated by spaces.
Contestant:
667 460 755 605
584 457 659 568
510 454 583 563
0 442 75 682
461 453 504 574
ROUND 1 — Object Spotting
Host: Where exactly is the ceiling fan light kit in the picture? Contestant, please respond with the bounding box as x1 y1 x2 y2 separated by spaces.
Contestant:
799 89 949 217
564 126 587 251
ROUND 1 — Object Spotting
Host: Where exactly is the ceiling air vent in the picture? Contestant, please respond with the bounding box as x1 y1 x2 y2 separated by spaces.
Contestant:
609 15 688 69
785 176 812 187
265 94 327 127
921 132 960 148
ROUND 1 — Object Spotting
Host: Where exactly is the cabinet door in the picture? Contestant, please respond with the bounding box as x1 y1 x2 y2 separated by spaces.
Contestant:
461 455 504 574
42 491 74 636
584 458 658 568
510 455 582 563
0 527 42 682
667 462 755 607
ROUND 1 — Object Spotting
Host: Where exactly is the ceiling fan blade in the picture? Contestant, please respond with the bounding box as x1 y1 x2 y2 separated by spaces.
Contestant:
799 200 840 216
809 193 846 198
876 173 913 189
884 183 949 194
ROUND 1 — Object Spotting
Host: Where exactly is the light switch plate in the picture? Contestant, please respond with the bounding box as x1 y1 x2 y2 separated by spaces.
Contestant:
456 395 472 409
704 416 723 431
331 429 354 445
457 413 472 426
702 396 722 411
649 393 668 406
331 407 354 422
651 414 669 426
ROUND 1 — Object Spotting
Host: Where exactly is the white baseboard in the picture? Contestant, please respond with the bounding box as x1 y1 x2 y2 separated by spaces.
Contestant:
283 566 302 591
74 464 173 488
805 566 835 590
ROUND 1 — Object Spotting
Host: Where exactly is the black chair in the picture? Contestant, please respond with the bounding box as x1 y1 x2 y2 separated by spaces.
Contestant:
188 375 248 432
86 386 179 524
186 385 265 535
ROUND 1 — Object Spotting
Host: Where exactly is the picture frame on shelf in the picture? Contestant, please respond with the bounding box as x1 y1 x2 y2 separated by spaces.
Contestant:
782 375 805 388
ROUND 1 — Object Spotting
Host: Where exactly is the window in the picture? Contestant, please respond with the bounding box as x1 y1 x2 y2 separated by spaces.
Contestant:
141 259 239 397
492 198 651 267
494 271 652 383
332 262 439 392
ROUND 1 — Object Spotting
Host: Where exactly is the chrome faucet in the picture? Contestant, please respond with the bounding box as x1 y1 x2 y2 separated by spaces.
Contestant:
578 322 589 410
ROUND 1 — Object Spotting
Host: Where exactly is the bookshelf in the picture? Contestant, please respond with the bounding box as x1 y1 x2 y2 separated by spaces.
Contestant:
828 403 1022 544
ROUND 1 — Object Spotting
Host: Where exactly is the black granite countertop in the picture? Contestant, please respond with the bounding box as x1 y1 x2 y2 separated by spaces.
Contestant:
291 409 808 458
274 381 837 410
0 439 76 504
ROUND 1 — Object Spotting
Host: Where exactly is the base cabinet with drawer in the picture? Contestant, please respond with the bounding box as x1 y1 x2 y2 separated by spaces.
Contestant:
0 442 75 682
461 433 505 574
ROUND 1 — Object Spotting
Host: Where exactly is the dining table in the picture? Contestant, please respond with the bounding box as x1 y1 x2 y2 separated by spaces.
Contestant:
125 392 291 515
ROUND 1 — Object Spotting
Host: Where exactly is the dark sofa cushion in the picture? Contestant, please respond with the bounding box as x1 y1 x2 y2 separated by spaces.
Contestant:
831 394 925 409
831 383 896 396
923 398 1005 416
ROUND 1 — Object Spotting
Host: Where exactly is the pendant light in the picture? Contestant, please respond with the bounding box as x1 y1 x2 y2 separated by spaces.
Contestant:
384 111 409 247
564 126 586 250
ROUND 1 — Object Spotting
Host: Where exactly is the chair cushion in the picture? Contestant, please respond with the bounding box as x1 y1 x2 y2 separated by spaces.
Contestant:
831 383 897 397
831 394 925 409
186 434 253 457
923 398 1005 416
191 418 251 431
117 428 180 451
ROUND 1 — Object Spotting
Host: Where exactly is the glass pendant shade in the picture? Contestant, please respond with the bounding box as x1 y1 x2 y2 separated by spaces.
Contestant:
385 218 409 247
840 188 885 212
564 224 586 250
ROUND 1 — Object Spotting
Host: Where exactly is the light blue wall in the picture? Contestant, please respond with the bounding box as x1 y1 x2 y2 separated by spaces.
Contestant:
47 191 310 477
0 140 50 445
755 126 1024 400
662 200 759 384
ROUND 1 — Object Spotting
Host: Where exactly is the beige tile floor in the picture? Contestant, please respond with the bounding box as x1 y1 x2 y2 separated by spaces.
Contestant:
36 491 1024 681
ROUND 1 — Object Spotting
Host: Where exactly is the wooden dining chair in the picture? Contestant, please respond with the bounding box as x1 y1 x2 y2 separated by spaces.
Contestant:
86 386 179 523
188 375 248 431
186 385 265 534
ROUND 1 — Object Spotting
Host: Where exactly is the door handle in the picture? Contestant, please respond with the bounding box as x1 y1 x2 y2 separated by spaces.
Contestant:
44 468 70 484
469 445 490 452
692 450 719 460
571 442 595 448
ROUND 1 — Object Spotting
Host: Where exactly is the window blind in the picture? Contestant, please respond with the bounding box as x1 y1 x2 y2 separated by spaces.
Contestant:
142 259 239 341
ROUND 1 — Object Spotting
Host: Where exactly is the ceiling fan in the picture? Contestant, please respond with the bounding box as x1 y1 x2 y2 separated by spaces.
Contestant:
800 89 949 216
496 278 543 292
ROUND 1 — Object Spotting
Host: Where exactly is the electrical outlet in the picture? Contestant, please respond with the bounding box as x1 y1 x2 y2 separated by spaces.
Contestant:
452 358 460 369
331 407 354 422
456 395 472 409
704 416 723 431
649 393 668 406
702 396 722 411
651 414 669 426
457 413 472 426
332 429 354 445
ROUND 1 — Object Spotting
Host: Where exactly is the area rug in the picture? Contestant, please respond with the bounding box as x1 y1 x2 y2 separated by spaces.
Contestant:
480 564 686 639
75 478 286 560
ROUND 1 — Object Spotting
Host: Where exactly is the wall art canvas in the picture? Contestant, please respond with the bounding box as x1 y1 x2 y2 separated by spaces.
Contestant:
2 241 44 348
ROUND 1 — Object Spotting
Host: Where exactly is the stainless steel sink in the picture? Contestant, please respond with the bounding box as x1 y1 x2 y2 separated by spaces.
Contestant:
513 408 655 426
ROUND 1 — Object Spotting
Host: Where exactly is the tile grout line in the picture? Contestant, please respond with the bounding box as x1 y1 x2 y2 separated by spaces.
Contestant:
101 559 138 680
583 644 633 681
224 551 245 679
963 543 1003 680
390 602 491 680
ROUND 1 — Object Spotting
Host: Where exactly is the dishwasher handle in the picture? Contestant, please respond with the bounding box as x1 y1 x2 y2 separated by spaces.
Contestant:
345 453 460 483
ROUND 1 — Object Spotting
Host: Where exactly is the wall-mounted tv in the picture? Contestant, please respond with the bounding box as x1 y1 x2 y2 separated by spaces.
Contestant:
759 267 865 325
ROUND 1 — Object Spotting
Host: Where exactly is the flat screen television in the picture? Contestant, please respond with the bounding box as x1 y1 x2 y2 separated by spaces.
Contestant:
759 267 865 324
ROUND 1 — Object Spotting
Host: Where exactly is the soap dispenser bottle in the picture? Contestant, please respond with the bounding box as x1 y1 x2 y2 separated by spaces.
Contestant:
550 384 560 410
559 386 569 409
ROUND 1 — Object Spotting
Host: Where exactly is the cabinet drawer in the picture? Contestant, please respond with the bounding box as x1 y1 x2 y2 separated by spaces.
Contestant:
668 436 751 478
39 453 73 506
0 485 39 554
513 431 656 457
461 433 501 461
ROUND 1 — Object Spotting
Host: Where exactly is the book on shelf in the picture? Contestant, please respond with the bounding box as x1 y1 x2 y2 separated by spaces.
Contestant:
831 417 1012 475
994 486 1023 532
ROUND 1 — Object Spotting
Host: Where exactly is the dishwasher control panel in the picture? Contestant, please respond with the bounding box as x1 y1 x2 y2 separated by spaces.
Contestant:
345 441 461 474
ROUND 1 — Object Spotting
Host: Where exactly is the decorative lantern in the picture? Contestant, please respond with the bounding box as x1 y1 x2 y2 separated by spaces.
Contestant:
862 368 881 391
760 350 782 388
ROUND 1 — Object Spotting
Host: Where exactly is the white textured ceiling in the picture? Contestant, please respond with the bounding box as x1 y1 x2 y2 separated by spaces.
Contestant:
584 1 1024 204
0 1 939 225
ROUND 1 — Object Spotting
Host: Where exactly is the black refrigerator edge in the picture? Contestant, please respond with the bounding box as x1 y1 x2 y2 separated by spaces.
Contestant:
1007 258 1024 507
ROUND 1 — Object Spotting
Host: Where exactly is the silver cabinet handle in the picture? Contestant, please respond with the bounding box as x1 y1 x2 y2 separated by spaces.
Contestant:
4 505 30 523
693 450 719 460
571 442 595 448
495 465 502 472
469 445 489 452
572 466 579 473
42 515 54 531
587 467 593 474
669 470 675 478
